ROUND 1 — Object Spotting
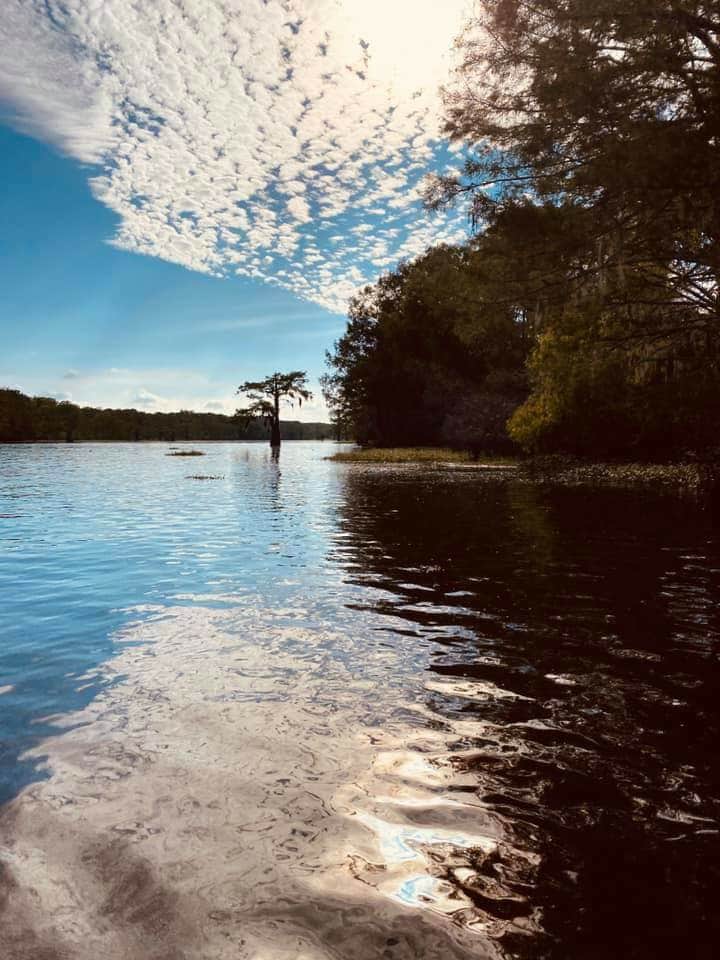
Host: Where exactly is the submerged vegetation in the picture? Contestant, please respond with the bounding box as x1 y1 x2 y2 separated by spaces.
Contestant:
521 457 717 496
324 0 720 463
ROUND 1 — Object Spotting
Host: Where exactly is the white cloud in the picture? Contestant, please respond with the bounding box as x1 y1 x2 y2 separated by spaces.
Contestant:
12 367 331 422
0 0 471 313
43 389 73 402
0 1 114 162
31 367 212 414
287 195 312 224
132 388 166 408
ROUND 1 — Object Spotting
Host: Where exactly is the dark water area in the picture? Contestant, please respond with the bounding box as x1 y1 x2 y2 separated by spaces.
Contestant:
0 443 718 959
339 469 720 958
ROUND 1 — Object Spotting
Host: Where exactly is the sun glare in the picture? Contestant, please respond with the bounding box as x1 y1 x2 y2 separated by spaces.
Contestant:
341 0 470 94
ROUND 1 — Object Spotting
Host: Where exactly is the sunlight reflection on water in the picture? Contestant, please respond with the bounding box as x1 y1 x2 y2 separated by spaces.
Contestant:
1 443 719 959
3 599 503 958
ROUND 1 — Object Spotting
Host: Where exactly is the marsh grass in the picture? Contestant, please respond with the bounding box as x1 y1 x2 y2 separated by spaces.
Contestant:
328 447 518 466
327 449 708 491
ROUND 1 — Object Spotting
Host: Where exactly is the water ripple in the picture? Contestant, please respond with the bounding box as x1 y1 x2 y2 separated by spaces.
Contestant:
0 444 718 958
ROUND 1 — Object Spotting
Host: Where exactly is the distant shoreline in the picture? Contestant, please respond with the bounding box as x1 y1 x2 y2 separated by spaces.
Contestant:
0 438 336 444
0 388 334 443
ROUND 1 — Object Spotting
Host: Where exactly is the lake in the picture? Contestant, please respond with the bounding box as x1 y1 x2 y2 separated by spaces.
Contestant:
0 442 718 959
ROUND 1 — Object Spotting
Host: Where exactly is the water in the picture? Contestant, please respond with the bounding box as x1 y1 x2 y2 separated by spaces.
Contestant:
0 442 718 959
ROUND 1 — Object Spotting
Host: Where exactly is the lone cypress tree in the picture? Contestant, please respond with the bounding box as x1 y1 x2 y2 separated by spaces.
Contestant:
236 371 312 448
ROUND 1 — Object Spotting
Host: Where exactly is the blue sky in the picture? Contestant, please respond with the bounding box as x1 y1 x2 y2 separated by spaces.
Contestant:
0 124 343 416
0 0 470 418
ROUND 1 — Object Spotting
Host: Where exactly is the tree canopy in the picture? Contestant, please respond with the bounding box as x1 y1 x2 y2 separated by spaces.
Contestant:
322 243 530 451
434 0 719 329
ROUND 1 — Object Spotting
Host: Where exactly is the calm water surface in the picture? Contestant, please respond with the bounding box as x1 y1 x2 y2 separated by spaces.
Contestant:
0 442 718 959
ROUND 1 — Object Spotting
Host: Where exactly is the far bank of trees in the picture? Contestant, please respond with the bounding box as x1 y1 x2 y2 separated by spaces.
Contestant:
324 0 719 460
0 389 333 443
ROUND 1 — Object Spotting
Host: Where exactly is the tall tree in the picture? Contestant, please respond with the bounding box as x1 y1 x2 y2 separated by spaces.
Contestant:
431 0 720 335
423 0 720 457
236 372 312 448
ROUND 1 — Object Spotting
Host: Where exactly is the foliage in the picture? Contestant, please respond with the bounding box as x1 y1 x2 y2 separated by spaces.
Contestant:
508 315 720 457
0 389 332 443
322 244 530 451
425 0 720 458
434 0 719 318
236 371 312 447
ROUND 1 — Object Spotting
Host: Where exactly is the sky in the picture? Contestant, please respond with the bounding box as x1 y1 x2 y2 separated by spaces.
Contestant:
0 0 471 420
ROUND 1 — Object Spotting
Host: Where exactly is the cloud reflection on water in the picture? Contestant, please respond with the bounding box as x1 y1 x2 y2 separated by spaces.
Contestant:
1 595 511 959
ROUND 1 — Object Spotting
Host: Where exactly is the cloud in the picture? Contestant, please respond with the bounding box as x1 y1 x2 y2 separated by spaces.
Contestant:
0 1 114 162
1 0 470 313
63 369 80 380
132 388 165 408
56 367 211 412
287 196 312 224
8 365 334 422
43 389 73 402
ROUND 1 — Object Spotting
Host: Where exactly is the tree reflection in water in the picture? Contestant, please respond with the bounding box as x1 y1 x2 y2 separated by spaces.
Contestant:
334 469 720 959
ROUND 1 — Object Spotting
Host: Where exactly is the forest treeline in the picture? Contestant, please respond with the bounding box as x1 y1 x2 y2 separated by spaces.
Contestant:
323 0 720 460
0 389 333 443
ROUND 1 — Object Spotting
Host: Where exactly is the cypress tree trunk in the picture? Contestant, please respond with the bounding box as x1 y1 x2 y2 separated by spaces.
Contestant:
271 389 281 448
270 417 281 447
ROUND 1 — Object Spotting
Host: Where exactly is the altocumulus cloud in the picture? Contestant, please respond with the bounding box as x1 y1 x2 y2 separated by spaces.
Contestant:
0 0 470 313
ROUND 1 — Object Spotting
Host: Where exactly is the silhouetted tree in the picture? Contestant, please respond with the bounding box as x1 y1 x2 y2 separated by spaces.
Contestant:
432 0 720 329
236 372 312 448
322 245 530 450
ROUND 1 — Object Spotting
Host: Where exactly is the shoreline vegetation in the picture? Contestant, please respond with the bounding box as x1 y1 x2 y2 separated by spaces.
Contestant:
329 447 513 465
0 389 333 443
329 448 717 496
